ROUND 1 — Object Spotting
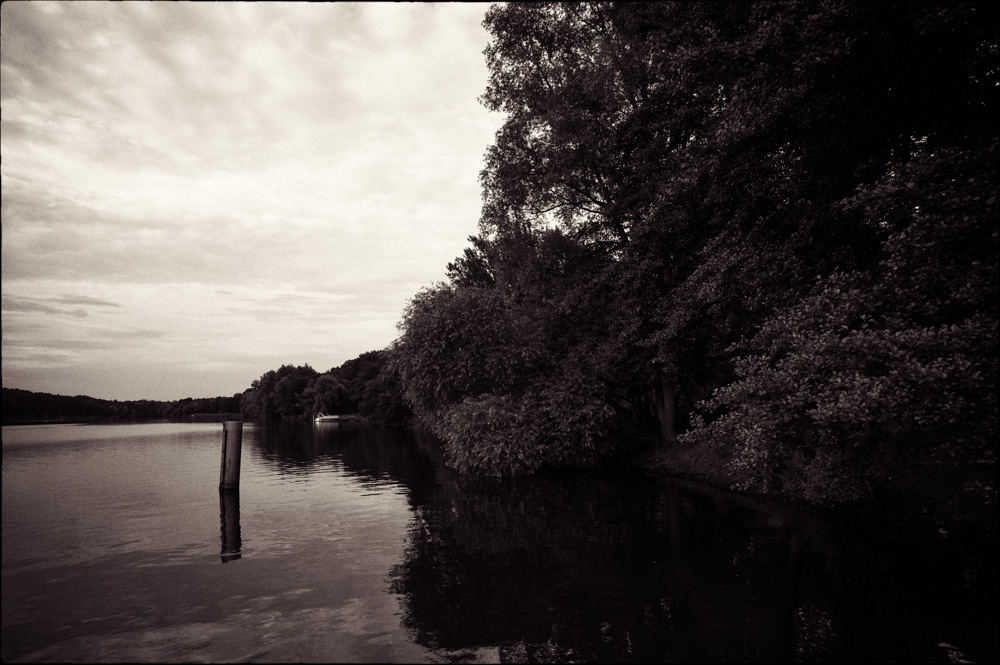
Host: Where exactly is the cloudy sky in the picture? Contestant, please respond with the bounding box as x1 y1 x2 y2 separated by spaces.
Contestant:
1 2 505 401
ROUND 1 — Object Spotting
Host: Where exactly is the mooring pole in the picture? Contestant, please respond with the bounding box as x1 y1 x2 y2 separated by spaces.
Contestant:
219 420 243 490
219 489 242 563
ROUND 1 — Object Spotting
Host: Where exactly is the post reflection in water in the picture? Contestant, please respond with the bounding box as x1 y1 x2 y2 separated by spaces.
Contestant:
219 489 241 563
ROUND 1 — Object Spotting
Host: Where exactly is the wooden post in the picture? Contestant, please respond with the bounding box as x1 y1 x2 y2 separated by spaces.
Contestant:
219 489 241 563
219 420 243 490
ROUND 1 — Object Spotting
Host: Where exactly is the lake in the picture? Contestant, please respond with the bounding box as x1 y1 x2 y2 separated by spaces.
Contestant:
2 421 996 663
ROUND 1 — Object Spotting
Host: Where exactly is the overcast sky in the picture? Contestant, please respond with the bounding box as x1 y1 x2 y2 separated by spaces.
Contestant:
1 2 505 402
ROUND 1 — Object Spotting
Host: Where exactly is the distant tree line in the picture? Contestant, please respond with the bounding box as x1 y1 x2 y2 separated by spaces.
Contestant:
1 387 244 423
388 1 997 505
239 350 411 424
3 349 412 426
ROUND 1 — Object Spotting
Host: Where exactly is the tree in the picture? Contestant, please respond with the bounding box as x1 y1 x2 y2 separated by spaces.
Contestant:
302 373 350 416
684 142 998 503
358 357 412 425
241 364 318 421
395 0 997 498
396 228 638 474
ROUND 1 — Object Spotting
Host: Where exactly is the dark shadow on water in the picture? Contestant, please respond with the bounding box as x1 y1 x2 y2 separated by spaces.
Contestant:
249 421 998 663
389 471 998 663
219 489 241 563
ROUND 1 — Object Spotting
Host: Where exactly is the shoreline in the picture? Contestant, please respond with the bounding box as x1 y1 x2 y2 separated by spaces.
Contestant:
629 441 998 546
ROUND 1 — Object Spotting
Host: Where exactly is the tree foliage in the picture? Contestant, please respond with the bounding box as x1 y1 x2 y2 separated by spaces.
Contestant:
239 352 412 424
395 231 630 474
685 143 998 502
393 0 998 505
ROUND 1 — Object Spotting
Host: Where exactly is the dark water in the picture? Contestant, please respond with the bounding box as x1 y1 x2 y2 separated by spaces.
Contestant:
2 422 996 663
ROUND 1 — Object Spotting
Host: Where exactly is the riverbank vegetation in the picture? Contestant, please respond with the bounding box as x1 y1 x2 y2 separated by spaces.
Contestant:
392 1 996 515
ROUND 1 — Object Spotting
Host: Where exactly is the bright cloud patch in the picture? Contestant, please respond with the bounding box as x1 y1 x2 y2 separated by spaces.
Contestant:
1 2 503 400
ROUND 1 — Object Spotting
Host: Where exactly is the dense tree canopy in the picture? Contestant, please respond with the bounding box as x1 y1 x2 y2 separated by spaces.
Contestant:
240 351 411 424
394 0 997 506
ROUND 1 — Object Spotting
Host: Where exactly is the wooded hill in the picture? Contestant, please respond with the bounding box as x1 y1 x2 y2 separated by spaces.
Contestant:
1 387 245 423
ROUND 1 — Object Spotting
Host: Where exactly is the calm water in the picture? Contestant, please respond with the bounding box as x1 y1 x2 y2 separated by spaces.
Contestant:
2 422 996 663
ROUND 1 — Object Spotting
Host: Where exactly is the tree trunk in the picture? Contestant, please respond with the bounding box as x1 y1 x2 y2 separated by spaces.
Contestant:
654 368 678 446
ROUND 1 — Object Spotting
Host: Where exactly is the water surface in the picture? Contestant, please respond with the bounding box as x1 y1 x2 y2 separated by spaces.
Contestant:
2 422 996 662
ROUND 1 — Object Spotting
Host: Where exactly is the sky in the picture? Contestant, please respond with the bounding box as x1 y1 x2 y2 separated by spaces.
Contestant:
1 1 506 402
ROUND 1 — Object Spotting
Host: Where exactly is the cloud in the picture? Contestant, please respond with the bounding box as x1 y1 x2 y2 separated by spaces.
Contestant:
1 2 505 401
2 296 86 318
52 295 122 308
1 293 120 318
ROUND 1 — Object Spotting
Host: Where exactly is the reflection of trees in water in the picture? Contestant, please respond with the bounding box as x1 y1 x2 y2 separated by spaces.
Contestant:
251 422 441 494
389 467 999 663
388 472 807 661
249 423 998 663
251 421 459 510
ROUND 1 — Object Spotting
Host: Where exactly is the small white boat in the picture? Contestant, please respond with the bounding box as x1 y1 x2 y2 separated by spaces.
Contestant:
314 413 339 422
